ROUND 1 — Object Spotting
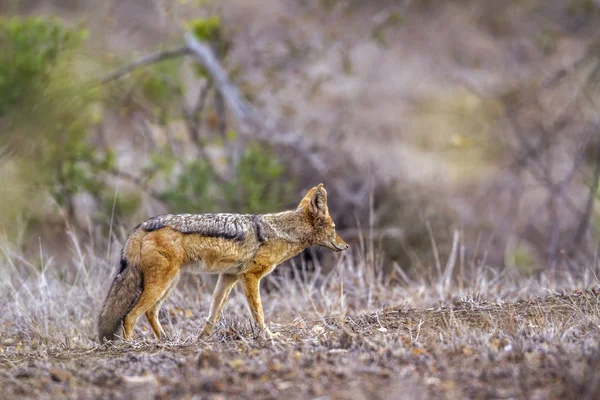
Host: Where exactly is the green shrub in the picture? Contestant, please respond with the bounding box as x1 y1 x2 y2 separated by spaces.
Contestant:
0 17 122 232
158 156 215 213
189 16 230 78
141 58 183 115
160 142 295 214
0 17 86 116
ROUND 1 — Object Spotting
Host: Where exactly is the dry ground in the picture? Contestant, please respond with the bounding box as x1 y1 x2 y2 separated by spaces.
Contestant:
1 284 600 399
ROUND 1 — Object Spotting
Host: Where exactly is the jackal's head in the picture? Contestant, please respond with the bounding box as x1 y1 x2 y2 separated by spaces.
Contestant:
297 183 349 252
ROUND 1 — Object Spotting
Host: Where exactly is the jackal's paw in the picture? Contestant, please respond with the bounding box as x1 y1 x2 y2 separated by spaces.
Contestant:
159 332 174 342
198 323 215 340
262 327 281 339
155 330 167 341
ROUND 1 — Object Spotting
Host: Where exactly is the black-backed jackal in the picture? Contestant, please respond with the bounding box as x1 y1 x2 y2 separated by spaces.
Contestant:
98 184 348 342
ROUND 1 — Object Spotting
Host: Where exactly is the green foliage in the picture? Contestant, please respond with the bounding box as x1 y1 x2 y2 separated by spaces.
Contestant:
506 241 538 275
157 156 215 213
51 146 117 208
190 15 221 41
103 51 184 122
140 58 183 118
160 142 294 215
0 17 87 115
143 151 177 180
1 15 294 242
97 191 142 229
228 142 295 214
0 17 122 231
189 16 229 78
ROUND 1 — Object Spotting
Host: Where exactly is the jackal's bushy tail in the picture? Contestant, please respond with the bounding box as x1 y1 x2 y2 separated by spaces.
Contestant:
98 231 144 342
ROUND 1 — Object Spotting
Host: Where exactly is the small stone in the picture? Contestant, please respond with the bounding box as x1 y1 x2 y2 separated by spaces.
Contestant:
311 325 325 335
49 367 72 383
122 374 157 386
197 350 221 369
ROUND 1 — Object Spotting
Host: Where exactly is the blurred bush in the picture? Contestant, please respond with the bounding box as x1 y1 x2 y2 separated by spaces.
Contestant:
159 142 295 215
408 89 503 183
0 15 299 253
0 17 109 234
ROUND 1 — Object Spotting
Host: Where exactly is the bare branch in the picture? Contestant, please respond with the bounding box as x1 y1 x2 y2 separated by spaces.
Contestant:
183 80 213 145
96 34 363 207
214 90 228 138
104 167 164 204
184 32 259 128
184 32 361 204
99 46 190 84
179 79 231 184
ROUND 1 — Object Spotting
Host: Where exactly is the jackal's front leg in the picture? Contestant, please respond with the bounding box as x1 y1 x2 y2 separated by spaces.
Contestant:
241 273 277 338
199 273 239 339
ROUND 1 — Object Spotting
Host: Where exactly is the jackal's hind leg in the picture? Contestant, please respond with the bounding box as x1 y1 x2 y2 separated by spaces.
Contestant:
199 273 239 339
123 256 178 340
146 272 180 340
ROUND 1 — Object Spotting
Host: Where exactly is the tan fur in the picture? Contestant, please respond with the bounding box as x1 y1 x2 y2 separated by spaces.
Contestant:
97 229 146 342
97 184 348 342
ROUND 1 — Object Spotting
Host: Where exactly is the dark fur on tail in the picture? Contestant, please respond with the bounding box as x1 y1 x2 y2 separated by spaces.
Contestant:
97 257 143 342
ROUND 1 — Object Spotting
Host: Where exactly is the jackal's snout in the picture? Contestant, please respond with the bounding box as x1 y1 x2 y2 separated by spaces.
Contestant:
331 234 349 252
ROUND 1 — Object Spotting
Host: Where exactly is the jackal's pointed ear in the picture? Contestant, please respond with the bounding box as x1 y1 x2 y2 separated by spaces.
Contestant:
297 186 318 210
308 183 328 217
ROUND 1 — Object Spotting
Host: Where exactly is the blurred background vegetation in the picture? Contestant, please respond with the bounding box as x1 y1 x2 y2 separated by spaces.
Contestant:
2 0 600 279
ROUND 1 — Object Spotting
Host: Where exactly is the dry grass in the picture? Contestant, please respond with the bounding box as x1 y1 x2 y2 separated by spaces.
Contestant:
1 231 600 399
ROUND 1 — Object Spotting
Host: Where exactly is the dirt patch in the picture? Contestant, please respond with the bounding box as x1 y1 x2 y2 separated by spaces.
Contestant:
1 290 599 399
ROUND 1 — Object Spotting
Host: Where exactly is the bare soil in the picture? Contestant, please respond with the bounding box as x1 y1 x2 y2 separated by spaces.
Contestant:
2 289 599 399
